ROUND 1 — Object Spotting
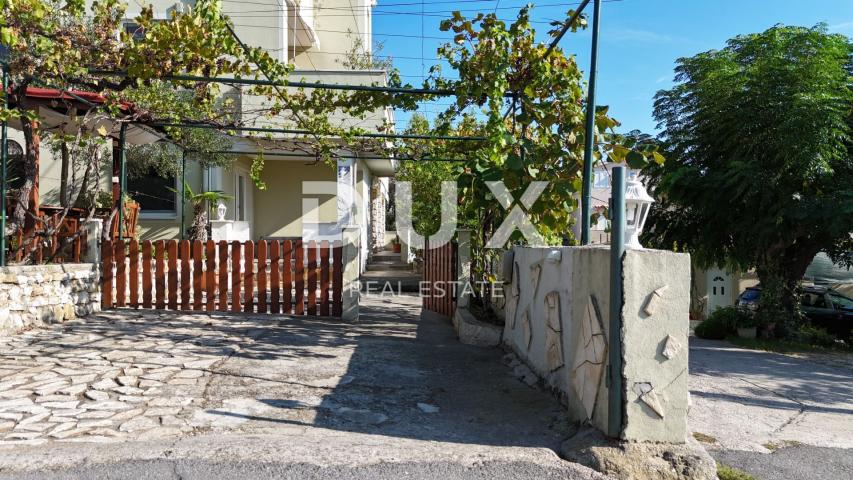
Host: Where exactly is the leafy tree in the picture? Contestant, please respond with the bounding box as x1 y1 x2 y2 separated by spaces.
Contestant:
643 25 853 334
421 8 661 249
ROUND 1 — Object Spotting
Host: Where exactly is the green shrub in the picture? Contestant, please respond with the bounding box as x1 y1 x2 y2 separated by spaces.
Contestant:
695 307 742 340
795 324 838 348
717 463 756 480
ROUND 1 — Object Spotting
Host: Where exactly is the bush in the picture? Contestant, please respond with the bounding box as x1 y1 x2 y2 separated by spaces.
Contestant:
695 307 743 340
795 324 838 348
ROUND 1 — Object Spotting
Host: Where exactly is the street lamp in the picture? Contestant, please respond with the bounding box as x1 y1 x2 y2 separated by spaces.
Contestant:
624 177 654 249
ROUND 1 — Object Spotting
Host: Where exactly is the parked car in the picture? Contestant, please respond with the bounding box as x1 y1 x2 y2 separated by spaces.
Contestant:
736 285 853 339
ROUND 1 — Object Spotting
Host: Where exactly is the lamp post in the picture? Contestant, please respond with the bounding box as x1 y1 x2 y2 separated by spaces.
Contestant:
624 177 654 249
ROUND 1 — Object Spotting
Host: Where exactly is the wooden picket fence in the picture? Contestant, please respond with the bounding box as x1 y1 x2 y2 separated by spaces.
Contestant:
101 239 343 317
422 238 456 317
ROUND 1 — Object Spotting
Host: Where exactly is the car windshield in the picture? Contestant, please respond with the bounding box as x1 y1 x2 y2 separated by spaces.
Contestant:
828 292 853 310
740 289 760 301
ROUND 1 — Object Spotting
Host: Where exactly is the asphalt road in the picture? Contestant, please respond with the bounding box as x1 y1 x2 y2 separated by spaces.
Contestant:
712 445 853 480
689 338 853 480
0 460 606 480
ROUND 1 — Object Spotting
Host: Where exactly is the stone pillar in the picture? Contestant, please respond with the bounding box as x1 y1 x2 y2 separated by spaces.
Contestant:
400 228 412 264
342 225 361 321
83 219 103 265
456 229 472 309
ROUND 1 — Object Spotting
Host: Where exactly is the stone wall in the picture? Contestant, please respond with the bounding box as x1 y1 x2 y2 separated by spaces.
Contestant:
369 176 387 253
502 246 690 443
0 264 100 336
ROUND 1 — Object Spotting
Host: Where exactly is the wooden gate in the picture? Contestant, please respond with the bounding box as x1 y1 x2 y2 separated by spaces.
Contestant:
422 238 456 317
101 239 343 317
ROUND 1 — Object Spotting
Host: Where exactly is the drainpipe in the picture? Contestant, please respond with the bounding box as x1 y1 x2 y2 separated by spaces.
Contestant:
117 122 127 240
180 149 186 240
581 0 602 245
0 64 7 266
608 166 626 438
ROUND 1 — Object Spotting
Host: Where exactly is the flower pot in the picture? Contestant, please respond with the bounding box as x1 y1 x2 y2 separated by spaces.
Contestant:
393 243 402 253
737 327 757 339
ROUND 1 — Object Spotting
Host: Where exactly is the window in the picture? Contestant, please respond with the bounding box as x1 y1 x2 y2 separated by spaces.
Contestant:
593 170 609 189
123 22 146 40
829 293 853 310
127 167 177 217
236 173 246 221
5 140 25 190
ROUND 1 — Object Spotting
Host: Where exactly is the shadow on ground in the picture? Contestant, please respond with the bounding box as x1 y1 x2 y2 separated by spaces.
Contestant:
189 294 571 451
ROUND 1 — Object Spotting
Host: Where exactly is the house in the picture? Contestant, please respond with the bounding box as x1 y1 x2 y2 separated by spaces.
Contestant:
576 162 760 319
6 0 393 272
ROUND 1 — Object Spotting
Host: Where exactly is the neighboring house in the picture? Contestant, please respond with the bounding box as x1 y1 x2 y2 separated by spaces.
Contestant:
8 0 392 273
578 162 759 318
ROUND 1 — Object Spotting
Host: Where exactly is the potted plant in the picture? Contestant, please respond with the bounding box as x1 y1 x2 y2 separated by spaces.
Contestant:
392 235 402 253
736 314 759 339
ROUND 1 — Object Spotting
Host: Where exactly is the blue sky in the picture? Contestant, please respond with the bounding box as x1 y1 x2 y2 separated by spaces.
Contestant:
372 0 853 134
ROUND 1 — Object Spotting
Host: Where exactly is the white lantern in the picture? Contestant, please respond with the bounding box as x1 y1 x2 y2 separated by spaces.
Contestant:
624 178 655 249
216 199 228 221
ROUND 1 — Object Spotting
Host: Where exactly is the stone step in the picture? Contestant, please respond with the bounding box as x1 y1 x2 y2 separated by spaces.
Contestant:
365 263 411 272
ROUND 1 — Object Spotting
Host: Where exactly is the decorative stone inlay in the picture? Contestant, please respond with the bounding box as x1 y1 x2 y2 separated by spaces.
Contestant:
643 285 669 317
509 262 521 328
530 262 542 298
633 382 665 419
571 295 607 420
544 291 564 372
661 335 682 360
521 310 532 351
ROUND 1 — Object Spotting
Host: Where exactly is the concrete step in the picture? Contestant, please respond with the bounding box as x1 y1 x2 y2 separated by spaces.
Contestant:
373 250 400 260
366 262 411 272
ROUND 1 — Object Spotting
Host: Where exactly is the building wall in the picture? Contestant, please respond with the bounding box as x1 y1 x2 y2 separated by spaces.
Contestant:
252 160 337 238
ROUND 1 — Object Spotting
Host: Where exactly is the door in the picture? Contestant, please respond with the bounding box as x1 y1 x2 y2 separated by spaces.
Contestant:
706 267 732 313
234 169 253 238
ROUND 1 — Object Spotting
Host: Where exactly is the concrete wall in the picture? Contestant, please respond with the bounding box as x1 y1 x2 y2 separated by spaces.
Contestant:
0 264 101 336
502 246 690 443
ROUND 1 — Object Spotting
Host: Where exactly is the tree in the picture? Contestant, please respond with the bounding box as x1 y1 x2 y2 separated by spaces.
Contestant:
643 25 853 334
171 180 230 243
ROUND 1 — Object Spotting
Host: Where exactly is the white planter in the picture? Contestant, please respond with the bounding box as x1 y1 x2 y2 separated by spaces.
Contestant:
737 327 757 339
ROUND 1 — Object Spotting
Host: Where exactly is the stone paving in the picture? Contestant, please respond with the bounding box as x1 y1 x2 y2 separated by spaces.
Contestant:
0 310 260 446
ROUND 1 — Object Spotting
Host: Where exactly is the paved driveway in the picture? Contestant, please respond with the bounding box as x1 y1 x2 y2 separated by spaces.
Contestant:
689 338 853 479
0 294 604 480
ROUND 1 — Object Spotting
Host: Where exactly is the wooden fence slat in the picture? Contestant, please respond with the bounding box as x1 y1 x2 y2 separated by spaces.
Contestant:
320 241 330 317
332 241 342 317
155 240 166 309
128 240 139 308
101 240 114 310
294 240 304 315
283 240 293 314
257 240 268 313
307 241 317 316
115 240 126 308
192 240 203 310
244 241 255 313
270 241 281 314
231 241 241 313
167 240 178 310
142 241 153 309
423 239 429 311
219 241 229 312
179 240 191 310
205 240 216 312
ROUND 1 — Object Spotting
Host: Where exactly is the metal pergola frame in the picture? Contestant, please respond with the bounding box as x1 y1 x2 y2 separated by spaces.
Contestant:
0 0 622 436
